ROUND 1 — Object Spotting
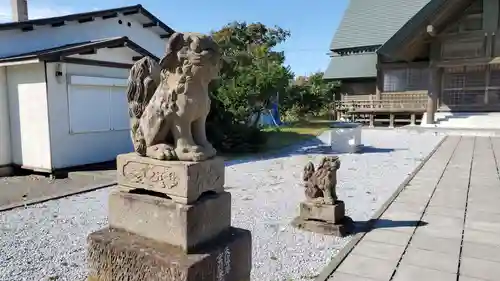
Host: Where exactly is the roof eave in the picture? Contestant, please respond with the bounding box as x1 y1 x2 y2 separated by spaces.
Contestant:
0 37 159 64
0 58 40 67
377 0 468 61
0 4 175 40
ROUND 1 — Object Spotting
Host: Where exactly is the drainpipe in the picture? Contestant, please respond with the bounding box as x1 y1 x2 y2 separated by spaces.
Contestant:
11 0 28 22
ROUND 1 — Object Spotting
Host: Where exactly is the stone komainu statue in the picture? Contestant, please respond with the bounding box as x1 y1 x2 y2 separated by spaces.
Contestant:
126 32 221 162
303 156 341 204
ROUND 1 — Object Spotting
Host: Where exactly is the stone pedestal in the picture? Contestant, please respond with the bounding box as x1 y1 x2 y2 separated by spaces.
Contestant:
299 200 345 224
108 190 231 253
116 153 225 204
87 154 252 281
291 200 352 237
88 227 251 281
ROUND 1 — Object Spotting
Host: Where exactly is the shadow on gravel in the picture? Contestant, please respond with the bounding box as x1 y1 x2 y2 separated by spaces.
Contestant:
357 146 403 154
350 219 428 234
224 137 325 167
224 136 404 167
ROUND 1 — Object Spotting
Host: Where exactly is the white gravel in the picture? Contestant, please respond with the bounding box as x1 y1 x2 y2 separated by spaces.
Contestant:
0 129 443 281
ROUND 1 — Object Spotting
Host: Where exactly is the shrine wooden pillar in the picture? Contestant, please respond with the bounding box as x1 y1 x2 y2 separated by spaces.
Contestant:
426 66 440 124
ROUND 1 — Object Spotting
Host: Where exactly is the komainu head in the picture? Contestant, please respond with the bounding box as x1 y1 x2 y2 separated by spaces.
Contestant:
318 156 341 172
159 32 221 84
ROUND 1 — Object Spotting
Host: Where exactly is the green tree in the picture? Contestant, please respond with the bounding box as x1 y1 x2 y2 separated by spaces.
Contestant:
281 72 339 121
210 22 293 126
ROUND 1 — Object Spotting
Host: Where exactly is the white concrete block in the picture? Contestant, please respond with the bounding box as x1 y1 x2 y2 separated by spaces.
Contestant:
328 123 362 153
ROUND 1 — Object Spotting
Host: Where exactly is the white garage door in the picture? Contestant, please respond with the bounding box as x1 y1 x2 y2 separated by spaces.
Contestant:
68 76 129 134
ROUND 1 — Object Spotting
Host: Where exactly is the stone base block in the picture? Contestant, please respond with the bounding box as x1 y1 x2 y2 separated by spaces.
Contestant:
291 216 353 237
117 153 225 204
108 189 231 253
87 227 251 281
300 200 345 224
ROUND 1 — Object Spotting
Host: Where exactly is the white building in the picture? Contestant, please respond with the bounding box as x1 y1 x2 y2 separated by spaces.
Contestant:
0 2 174 176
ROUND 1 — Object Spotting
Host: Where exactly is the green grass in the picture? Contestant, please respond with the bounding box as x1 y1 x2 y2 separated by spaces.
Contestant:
262 120 331 151
222 120 331 160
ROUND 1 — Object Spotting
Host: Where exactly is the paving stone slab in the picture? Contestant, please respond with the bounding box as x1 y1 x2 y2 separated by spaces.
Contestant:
400 247 459 274
458 276 488 281
408 232 461 256
392 264 456 281
350 240 406 264
463 229 500 247
460 257 500 281
461 242 500 263
413 224 463 240
420 214 465 229
466 202 500 215
428 194 467 210
467 191 500 201
328 272 378 281
393 193 432 206
466 210 500 223
363 229 413 247
464 219 500 234
383 202 426 216
336 254 396 281
424 205 465 220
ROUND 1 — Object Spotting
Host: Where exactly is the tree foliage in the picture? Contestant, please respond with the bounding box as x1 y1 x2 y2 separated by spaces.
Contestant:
211 22 293 125
206 21 340 153
281 72 340 122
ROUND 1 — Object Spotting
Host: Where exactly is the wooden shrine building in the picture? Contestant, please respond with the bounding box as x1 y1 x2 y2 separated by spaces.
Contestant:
325 0 500 127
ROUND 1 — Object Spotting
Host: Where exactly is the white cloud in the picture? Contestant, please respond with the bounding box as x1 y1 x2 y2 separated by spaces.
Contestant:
0 5 74 23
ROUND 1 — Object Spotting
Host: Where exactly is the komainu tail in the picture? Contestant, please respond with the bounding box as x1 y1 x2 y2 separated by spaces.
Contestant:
126 57 161 155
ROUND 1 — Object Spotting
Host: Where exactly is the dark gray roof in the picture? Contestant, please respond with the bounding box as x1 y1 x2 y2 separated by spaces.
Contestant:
0 5 175 39
323 52 377 80
0 36 158 63
330 0 431 51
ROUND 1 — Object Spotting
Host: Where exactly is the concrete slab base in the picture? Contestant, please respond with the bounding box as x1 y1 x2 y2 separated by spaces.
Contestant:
291 216 354 237
87 227 252 281
421 112 500 129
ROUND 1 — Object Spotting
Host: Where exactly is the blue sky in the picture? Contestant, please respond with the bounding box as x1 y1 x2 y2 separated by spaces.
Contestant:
0 0 349 76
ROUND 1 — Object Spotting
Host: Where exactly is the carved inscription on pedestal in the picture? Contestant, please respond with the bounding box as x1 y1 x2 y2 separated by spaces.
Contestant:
216 246 231 281
117 153 225 204
122 162 179 189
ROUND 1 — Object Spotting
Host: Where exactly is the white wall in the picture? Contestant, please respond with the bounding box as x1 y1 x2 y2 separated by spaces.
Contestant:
69 46 138 64
0 15 165 58
46 61 133 169
7 63 52 170
0 66 11 167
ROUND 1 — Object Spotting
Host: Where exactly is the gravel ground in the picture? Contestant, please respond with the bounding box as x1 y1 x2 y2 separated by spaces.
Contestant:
0 129 443 281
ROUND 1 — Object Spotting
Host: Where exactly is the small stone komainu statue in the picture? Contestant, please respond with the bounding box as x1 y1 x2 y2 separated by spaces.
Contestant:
302 156 341 205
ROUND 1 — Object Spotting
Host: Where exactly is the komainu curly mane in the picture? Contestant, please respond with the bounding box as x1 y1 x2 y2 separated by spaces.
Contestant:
303 156 341 204
126 57 161 156
125 32 221 161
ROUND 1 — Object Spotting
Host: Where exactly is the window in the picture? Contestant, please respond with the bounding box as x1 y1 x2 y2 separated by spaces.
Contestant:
68 76 130 134
442 65 487 106
383 68 428 92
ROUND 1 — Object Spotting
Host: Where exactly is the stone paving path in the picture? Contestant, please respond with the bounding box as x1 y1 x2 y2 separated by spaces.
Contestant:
328 136 500 281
